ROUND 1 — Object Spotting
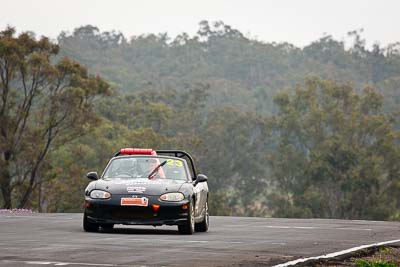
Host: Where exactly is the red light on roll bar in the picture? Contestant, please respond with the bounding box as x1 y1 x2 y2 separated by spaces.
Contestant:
119 148 157 155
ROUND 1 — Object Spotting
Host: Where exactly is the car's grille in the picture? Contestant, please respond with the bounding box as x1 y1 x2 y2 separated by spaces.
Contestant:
110 207 154 220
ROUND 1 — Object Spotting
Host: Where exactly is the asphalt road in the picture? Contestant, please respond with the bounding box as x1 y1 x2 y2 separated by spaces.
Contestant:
0 214 399 267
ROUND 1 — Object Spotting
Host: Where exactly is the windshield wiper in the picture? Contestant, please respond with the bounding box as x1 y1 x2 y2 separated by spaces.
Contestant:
147 160 167 179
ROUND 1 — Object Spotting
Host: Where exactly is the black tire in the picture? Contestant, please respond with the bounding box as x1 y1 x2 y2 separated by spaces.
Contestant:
178 199 195 235
100 224 114 232
83 213 99 232
195 200 209 232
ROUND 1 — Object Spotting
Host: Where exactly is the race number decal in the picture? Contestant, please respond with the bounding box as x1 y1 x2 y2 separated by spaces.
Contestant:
166 159 183 167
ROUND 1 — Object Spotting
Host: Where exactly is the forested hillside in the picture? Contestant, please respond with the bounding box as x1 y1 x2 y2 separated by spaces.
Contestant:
58 22 400 113
1 22 399 220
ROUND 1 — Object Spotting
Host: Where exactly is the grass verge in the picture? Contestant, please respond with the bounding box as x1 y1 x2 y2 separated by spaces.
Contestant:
305 246 400 267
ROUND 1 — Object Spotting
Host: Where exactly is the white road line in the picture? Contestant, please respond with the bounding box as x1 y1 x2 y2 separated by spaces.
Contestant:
223 224 254 227
1 260 115 266
0 215 74 220
264 226 291 229
336 227 372 231
263 226 316 229
273 239 400 267
119 238 211 243
0 215 37 218
262 225 371 231
99 238 240 245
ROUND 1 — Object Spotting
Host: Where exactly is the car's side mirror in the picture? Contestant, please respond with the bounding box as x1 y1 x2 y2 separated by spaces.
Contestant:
86 172 99 181
196 174 208 184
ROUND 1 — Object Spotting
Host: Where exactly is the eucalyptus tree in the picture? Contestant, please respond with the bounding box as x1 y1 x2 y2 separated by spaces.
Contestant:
0 27 110 208
269 77 400 219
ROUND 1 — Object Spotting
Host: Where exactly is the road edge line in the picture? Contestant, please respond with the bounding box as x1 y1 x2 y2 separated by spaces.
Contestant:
273 239 400 267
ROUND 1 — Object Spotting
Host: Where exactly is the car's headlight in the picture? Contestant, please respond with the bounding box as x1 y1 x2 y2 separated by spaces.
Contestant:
90 190 111 199
159 192 184 202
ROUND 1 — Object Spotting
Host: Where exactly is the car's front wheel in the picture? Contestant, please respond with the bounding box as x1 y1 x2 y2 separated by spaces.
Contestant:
195 200 209 232
178 199 195 235
100 224 114 232
83 212 99 232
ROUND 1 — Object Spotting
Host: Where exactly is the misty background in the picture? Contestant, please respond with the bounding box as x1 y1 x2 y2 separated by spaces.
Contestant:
1 0 400 47
0 1 399 220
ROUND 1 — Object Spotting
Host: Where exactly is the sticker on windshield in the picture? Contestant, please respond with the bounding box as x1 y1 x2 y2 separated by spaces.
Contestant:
166 159 183 167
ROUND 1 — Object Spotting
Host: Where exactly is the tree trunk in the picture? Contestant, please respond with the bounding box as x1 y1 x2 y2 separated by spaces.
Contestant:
17 181 34 209
18 156 44 208
0 152 12 209
38 176 42 213
0 179 11 209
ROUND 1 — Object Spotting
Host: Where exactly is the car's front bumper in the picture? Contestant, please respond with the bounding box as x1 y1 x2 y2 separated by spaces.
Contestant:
84 195 189 226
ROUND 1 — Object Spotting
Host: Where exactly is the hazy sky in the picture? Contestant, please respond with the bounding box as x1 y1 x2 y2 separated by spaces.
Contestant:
1 0 399 47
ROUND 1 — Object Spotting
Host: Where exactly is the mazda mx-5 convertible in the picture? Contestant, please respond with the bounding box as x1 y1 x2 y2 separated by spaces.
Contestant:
83 148 209 234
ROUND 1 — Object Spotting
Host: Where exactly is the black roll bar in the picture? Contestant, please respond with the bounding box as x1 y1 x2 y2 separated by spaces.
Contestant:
156 150 197 179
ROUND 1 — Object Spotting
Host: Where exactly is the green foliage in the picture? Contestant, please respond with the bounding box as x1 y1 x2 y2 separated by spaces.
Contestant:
269 77 400 219
40 119 169 212
0 27 111 209
1 23 400 220
355 259 396 267
379 247 392 255
58 23 400 117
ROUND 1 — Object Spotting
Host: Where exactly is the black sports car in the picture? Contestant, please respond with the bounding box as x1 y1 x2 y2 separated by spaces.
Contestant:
83 148 209 234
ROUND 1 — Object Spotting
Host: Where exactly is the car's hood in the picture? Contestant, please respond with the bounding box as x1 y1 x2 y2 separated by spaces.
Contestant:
94 178 186 195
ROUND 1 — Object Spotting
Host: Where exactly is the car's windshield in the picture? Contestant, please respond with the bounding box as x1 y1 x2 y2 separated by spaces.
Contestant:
103 156 188 181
